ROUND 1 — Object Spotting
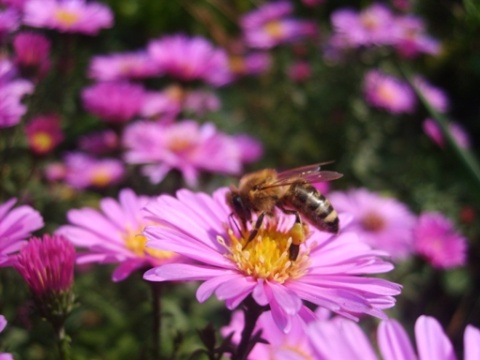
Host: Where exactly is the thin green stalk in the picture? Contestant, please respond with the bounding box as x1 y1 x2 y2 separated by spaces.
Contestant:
150 281 163 360
54 323 71 360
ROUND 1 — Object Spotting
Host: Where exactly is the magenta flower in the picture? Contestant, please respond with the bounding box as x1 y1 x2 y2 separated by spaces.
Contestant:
23 0 113 35
63 152 124 189
57 189 179 281
0 315 13 360
82 81 145 123
147 34 232 86
329 188 416 260
139 86 184 120
78 129 119 155
413 212 467 269
423 118 470 149
413 76 449 113
143 188 401 332
363 70 416 114
25 114 64 155
88 51 157 81
123 120 247 186
0 8 20 39
13 31 51 78
393 16 441 58
229 52 272 78
0 198 44 267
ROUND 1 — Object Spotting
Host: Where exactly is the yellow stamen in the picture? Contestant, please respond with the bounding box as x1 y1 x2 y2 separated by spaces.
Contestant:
89 169 112 187
220 222 309 284
124 228 174 259
31 132 53 153
361 211 386 232
264 20 285 39
54 9 80 26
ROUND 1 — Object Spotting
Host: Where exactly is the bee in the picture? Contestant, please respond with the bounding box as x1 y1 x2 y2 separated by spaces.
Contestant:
226 163 342 261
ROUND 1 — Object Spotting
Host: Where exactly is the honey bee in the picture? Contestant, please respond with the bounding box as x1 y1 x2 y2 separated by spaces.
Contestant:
226 163 342 261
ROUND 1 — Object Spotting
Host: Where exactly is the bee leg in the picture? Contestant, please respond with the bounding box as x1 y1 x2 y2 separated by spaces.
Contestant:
228 213 244 235
245 212 266 245
279 207 305 261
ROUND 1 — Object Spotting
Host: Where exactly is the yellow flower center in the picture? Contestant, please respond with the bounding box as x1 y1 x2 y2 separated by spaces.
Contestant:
124 227 174 259
90 168 113 187
219 222 309 284
229 56 246 74
264 20 285 39
360 12 380 30
361 211 386 232
54 9 81 26
165 85 185 102
31 132 53 153
377 83 396 104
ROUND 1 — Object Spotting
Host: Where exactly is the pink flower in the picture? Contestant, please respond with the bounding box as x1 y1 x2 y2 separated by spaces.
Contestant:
15 234 75 296
183 89 221 116
78 129 119 155
232 134 263 163
0 198 44 267
143 188 401 332
307 315 480 360
413 76 449 113
44 162 67 181
63 152 124 189
423 118 470 149
413 212 467 269
81 81 145 123
25 114 64 155
393 16 441 58
122 120 246 186
13 31 51 78
229 52 272 77
88 51 157 81
0 8 20 38
139 86 184 120
147 34 232 86
0 315 13 360
363 70 416 114
23 0 113 35
329 188 416 260
57 189 179 281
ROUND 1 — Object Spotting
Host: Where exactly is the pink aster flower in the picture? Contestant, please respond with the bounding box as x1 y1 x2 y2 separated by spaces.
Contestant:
88 51 157 81
229 52 272 77
81 81 145 123
330 4 397 48
78 129 119 155
123 120 246 186
147 34 232 86
183 89 221 116
0 315 13 360
23 0 113 35
13 31 51 79
363 70 416 114
139 86 184 120
0 8 20 38
413 76 449 113
0 198 44 267
143 188 401 333
413 212 467 269
57 189 180 281
63 152 124 189
393 16 441 58
329 188 416 260
423 118 470 149
25 114 64 155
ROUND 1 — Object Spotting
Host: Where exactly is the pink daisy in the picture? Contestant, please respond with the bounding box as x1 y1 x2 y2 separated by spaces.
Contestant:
24 114 64 155
139 86 184 120
0 198 44 267
13 31 51 79
423 118 470 149
228 52 272 78
122 120 247 186
329 188 416 260
143 187 401 333
88 51 157 81
23 0 113 35
363 70 416 114
81 81 145 123
413 212 467 269
393 16 441 58
413 76 449 113
147 34 232 86
0 8 20 39
57 189 180 281
63 152 124 189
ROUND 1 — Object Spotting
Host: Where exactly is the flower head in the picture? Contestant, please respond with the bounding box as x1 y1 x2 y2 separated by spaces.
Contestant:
413 76 449 113
0 198 44 266
393 15 441 58
23 0 113 35
143 188 401 332
57 189 179 281
329 188 416 260
363 70 416 114
25 114 64 155
147 34 232 86
413 212 467 269
423 118 470 149
0 8 20 39
88 51 157 81
13 31 51 78
82 81 145 123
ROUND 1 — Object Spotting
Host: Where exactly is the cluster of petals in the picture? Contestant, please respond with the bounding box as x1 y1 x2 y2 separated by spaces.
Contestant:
14 234 75 296
0 59 34 128
142 188 401 333
24 114 64 155
57 189 178 281
241 1 318 49
0 8 20 38
0 198 44 267
147 34 232 86
307 315 480 360
88 51 157 81
329 188 416 261
413 76 449 113
413 212 467 269
228 51 272 78
363 69 416 114
0 315 13 360
61 152 124 189
81 81 145 123
330 3 440 58
13 31 51 78
423 118 470 149
23 0 113 35
122 120 261 186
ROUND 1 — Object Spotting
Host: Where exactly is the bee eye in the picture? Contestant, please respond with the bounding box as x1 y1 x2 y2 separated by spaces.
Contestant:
231 195 251 221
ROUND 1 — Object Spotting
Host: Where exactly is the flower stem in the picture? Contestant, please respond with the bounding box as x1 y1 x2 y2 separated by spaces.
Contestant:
234 296 266 360
55 323 71 360
150 281 163 360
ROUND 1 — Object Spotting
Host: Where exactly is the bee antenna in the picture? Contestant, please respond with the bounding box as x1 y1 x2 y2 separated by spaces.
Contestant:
228 213 242 235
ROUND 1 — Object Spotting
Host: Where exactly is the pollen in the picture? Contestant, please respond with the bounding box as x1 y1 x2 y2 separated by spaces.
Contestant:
124 227 173 260
31 132 53 153
54 9 80 26
264 20 285 39
221 222 309 284
361 210 386 232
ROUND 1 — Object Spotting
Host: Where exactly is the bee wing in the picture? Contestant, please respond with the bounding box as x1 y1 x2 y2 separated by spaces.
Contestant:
275 162 334 181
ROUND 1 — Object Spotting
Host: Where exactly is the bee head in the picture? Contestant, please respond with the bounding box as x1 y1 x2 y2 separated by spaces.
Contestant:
226 188 252 227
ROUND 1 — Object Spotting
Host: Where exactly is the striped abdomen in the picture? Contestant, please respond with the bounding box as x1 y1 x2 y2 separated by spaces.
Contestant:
283 182 339 233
